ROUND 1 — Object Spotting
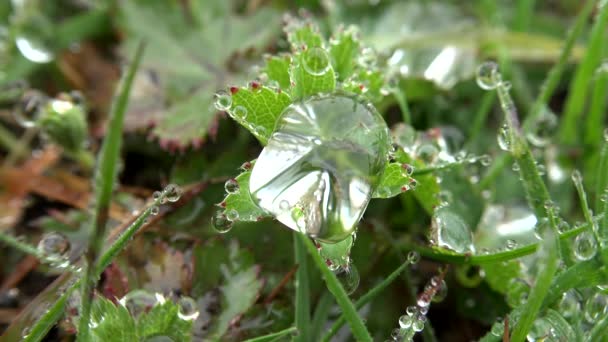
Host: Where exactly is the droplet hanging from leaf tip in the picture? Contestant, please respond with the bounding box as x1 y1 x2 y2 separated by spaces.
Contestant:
214 90 232 111
163 184 182 202
38 232 70 263
224 178 240 194
212 211 233 233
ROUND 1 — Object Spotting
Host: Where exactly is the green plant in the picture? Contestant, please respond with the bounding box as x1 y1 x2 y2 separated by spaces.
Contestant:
1 1 608 342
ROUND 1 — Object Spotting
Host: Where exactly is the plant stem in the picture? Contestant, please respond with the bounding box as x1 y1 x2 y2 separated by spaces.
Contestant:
513 0 535 31
321 259 412 342
77 42 145 341
584 63 608 149
293 234 310 342
392 86 411 125
242 326 297 342
559 0 608 145
310 291 333 341
521 0 595 132
465 92 495 149
299 234 372 341
510 229 559 342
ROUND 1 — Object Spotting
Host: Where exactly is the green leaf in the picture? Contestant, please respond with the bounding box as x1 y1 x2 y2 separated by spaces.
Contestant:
210 241 264 339
228 87 292 145
137 301 192 342
265 55 292 91
192 240 264 340
118 1 281 146
291 49 337 100
372 162 413 198
88 298 137 342
222 165 270 222
329 26 360 81
286 22 324 50
483 260 521 295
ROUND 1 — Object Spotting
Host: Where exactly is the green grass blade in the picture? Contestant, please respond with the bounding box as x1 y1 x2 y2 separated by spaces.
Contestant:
542 258 607 308
299 234 372 341
522 0 595 132
510 229 559 341
589 312 608 342
584 64 608 148
293 234 311 342
77 41 145 340
514 0 535 31
321 259 413 342
559 1 608 145
22 289 72 342
242 327 297 342
310 291 333 341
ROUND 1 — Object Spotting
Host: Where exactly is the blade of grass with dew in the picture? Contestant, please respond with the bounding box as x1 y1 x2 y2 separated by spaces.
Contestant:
321 259 413 342
310 291 333 341
584 63 608 148
299 234 372 341
77 42 145 341
242 326 298 342
559 1 608 145
542 258 608 309
465 92 495 149
0 233 78 272
293 235 310 342
522 0 595 132
10 199 160 342
589 312 608 341
510 228 559 341
514 0 535 31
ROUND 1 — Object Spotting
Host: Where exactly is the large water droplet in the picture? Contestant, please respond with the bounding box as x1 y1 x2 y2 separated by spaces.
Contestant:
431 207 474 253
559 290 581 318
249 93 389 242
407 251 420 264
476 62 500 90
232 105 248 119
431 279 447 303
164 184 182 202
118 290 158 317
224 178 239 194
212 211 233 233
302 47 331 76
334 264 360 295
37 232 70 262
585 292 608 323
573 231 597 261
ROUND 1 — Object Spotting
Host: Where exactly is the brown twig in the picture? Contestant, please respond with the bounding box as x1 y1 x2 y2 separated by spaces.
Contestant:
264 265 298 304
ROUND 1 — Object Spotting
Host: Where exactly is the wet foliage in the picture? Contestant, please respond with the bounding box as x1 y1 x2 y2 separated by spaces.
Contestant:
1 0 608 341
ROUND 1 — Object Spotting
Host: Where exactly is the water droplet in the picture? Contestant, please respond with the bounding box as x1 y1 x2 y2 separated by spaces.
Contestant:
15 36 53 64
357 47 377 68
432 280 447 303
476 61 500 90
497 124 511 151
212 211 233 233
225 209 239 222
150 206 160 215
479 155 491 166
279 200 290 211
164 184 182 202
177 297 199 320
249 93 389 243
491 319 504 336
407 251 420 264
416 143 438 163
302 47 331 76
13 91 44 128
411 314 426 332
585 292 608 323
506 278 529 307
214 90 232 111
406 305 418 316
390 328 402 340
431 207 474 253
37 232 70 263
401 164 414 176
153 191 162 201
254 125 268 137
119 290 157 317
573 231 597 261
559 290 581 318
399 315 413 329
334 264 360 295
224 178 240 194
506 239 517 250
233 105 248 119
526 107 558 147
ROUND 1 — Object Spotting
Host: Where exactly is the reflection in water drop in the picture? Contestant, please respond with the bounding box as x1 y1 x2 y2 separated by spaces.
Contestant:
573 231 597 261
475 61 500 90
334 263 360 295
118 290 158 317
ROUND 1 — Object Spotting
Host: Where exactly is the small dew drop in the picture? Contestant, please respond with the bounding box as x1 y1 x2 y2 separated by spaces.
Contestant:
119 290 157 317
408 179 418 190
212 211 233 233
406 306 418 316
479 154 491 166
302 47 331 76
163 184 182 202
584 292 608 323
224 178 240 194
37 232 70 261
526 107 558 147
476 61 500 90
407 251 420 264
254 126 268 137
506 239 517 250
225 209 239 222
398 315 412 329
153 191 162 201
497 124 511 151
150 206 160 216
233 105 248 119
177 297 199 321
279 200 290 211
214 90 232 111
416 144 439 163
431 280 447 303
401 163 414 176
334 264 360 295
491 319 504 337
511 162 520 172
411 314 426 332
573 231 597 261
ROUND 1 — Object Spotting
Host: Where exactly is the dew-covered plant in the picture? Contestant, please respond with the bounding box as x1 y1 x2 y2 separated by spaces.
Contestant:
1 1 608 342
